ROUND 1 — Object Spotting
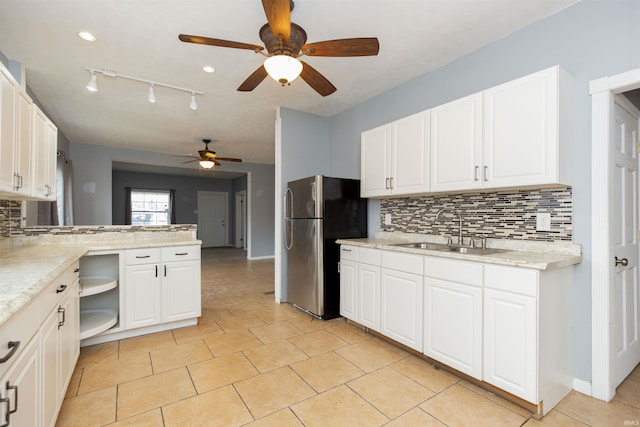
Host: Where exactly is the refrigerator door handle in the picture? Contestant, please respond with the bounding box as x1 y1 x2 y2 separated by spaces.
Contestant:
284 188 293 219
284 218 294 250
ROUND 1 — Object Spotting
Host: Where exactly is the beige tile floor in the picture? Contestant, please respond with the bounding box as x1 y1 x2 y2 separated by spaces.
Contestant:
57 247 640 426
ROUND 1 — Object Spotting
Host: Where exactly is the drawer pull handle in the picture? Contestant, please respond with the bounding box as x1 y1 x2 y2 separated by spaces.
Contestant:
175 252 188 256
6 381 17 415
58 306 66 329
56 284 68 293
136 255 151 259
342 248 352 252
0 341 20 364
74 268 80 273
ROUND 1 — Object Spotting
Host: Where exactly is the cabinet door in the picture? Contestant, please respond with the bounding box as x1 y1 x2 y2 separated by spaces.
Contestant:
391 111 429 195
125 264 162 329
32 106 48 199
380 268 423 351
424 277 482 379
41 307 60 427
0 336 39 427
361 124 391 197
339 259 358 321
484 66 558 188
15 90 33 195
0 67 17 193
358 263 380 331
163 260 201 322
58 281 79 396
483 288 537 402
430 93 483 191
45 120 58 200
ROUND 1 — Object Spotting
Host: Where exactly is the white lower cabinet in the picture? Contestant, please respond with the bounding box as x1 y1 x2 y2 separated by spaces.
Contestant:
124 246 201 330
483 264 572 415
0 336 39 427
339 246 358 321
424 257 483 379
338 243 573 416
380 251 423 351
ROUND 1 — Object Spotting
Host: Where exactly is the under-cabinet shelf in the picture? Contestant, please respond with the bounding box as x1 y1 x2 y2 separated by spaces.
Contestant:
79 309 118 340
79 276 118 297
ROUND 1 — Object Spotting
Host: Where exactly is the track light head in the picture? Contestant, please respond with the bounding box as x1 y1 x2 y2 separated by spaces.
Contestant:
148 84 156 103
86 71 98 92
190 93 198 110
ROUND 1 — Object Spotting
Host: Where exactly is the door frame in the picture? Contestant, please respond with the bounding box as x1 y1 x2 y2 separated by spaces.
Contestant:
590 67 640 401
235 190 247 249
197 190 229 247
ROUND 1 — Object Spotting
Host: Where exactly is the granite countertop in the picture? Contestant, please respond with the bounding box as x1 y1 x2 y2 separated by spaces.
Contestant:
336 231 581 271
0 234 202 329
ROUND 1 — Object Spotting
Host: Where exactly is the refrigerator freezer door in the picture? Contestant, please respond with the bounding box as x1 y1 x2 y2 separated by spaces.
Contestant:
286 175 323 219
287 218 324 317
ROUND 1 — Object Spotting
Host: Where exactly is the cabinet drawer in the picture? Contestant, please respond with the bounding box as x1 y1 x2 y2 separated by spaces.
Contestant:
381 251 423 275
359 247 381 265
39 260 79 315
161 245 201 262
0 296 41 378
125 248 161 265
484 265 538 297
424 257 482 286
339 245 358 261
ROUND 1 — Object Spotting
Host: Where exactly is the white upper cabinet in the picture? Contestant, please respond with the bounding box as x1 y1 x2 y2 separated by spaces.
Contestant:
361 110 429 197
483 65 571 188
430 93 483 192
0 60 56 201
33 104 58 200
362 65 571 197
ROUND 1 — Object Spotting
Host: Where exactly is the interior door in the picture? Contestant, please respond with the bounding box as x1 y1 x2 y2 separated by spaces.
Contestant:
613 96 640 388
197 191 228 248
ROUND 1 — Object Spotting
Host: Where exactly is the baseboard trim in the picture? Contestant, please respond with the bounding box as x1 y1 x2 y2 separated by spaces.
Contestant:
573 378 592 396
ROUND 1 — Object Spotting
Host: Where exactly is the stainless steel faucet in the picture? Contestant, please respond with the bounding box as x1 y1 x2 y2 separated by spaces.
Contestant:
435 208 463 246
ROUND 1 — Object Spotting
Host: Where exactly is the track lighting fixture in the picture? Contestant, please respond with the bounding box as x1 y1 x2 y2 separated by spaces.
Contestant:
86 71 98 92
84 68 203 109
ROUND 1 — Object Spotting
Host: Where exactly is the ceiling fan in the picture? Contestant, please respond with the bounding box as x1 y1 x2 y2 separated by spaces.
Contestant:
178 0 379 96
180 139 243 169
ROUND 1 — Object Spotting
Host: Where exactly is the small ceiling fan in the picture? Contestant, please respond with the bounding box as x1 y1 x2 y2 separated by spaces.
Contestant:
180 139 242 169
178 0 379 96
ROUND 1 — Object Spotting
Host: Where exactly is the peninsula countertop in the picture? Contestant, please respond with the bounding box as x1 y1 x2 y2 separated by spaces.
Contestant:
336 232 581 271
0 233 202 329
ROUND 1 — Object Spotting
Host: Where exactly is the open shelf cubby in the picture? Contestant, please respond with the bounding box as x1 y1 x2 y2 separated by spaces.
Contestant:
79 253 121 340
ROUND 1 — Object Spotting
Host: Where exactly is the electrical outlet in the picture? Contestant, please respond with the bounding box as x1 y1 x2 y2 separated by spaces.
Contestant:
384 213 392 225
536 212 551 232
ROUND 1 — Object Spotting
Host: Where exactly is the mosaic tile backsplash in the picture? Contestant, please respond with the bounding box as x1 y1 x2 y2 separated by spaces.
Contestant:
380 187 572 242
0 200 21 238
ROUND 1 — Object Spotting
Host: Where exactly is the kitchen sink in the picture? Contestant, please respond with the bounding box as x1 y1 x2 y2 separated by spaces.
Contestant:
446 246 507 255
392 242 450 250
392 242 507 256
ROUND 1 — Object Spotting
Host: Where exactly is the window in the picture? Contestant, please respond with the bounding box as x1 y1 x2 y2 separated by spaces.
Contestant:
126 189 174 225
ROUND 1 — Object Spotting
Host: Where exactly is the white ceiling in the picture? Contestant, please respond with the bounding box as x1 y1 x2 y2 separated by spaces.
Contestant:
0 0 577 167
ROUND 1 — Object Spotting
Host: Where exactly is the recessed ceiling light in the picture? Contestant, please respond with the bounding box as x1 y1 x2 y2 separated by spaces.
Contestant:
78 31 96 42
202 66 215 73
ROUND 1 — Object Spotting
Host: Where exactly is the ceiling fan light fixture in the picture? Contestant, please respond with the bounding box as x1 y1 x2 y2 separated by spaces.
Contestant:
148 84 156 103
199 159 215 169
264 55 303 85
190 93 198 110
77 31 96 42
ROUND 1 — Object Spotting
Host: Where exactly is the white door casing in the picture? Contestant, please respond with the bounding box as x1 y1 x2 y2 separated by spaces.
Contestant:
591 67 640 401
197 191 228 248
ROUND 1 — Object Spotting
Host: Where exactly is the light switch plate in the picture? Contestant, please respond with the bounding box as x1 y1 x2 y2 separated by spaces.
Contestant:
536 212 551 232
384 213 392 225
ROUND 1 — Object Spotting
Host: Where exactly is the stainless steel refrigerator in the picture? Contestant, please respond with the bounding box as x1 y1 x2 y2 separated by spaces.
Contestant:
284 175 367 319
